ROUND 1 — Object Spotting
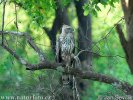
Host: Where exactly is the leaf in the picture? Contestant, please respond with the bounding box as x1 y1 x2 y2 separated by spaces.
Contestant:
84 9 90 16
95 5 101 11
92 9 97 16
100 0 107 5
83 4 90 16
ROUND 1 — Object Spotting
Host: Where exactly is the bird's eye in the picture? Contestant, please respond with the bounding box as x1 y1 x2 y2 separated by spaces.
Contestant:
69 28 74 32
65 29 69 33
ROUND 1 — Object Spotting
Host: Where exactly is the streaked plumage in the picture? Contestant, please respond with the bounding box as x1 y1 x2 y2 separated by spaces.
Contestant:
56 25 75 67
56 25 75 85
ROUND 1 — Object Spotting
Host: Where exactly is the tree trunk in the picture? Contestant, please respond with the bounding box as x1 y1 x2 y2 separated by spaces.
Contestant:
74 0 92 70
74 0 92 97
120 0 133 73
43 2 70 53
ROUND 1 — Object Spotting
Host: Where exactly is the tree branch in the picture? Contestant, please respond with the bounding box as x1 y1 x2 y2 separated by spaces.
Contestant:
0 30 45 61
7 49 133 95
76 49 125 59
1 44 28 65
25 63 133 95
43 2 70 53
115 24 128 58
14 2 19 30
1 0 6 45
0 30 25 36
26 34 45 61
2 45 133 95
1 30 133 95
121 0 128 17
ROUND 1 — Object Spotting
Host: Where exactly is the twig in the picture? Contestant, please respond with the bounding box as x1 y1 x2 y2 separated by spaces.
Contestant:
92 17 124 48
1 44 27 65
14 2 19 30
20 60 133 95
104 7 111 22
5 17 16 29
0 30 133 95
0 30 45 61
0 30 25 36
0 32 133 95
0 30 125 59
1 0 6 45
75 49 125 59
26 34 45 61
1 43 132 95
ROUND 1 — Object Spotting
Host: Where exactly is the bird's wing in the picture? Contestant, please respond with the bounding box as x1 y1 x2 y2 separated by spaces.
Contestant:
71 33 75 54
55 37 62 63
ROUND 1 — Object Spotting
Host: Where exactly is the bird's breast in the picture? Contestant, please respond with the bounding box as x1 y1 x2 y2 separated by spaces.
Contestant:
61 38 74 54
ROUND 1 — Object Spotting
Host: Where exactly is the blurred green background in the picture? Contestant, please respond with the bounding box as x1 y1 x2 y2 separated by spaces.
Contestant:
0 0 132 99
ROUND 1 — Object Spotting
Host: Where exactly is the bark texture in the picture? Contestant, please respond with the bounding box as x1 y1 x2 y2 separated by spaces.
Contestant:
43 1 70 52
118 0 133 73
75 0 92 70
74 0 92 97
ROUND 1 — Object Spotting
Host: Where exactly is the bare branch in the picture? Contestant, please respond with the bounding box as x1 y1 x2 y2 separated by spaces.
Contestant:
26 34 45 61
75 49 125 59
0 30 45 61
115 24 128 58
26 61 133 95
0 30 133 95
93 17 124 46
0 30 25 36
0 30 126 60
1 0 6 45
1 44 28 65
14 2 19 30
2 43 133 95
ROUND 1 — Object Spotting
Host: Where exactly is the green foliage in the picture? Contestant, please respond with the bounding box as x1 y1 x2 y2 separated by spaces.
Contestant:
83 0 119 16
11 0 73 26
0 0 133 99
13 0 56 26
61 0 73 6
88 3 133 99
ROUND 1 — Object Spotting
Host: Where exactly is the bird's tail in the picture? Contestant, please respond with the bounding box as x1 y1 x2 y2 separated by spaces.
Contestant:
61 56 81 99
61 56 81 86
62 64 71 86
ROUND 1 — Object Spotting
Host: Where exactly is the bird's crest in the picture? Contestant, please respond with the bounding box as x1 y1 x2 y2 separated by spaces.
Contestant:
62 24 71 28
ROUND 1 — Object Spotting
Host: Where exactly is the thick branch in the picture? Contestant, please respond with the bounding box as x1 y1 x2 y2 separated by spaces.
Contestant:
1 40 133 95
121 0 128 14
115 24 128 58
43 2 70 53
14 57 133 95
1 30 133 95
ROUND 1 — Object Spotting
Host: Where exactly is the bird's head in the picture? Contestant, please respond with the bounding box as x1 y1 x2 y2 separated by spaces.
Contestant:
62 24 74 34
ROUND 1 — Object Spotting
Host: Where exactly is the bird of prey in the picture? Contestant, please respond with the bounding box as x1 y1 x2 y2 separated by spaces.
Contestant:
56 24 75 84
